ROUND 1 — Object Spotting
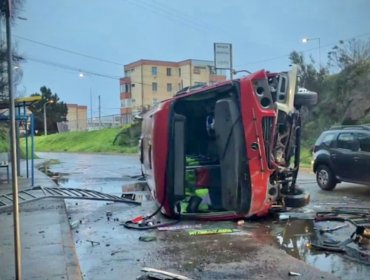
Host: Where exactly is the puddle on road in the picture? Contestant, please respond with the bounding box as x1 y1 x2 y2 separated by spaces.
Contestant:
38 162 70 184
270 218 370 279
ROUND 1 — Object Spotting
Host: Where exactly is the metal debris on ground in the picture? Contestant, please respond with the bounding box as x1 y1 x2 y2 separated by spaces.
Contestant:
157 224 202 231
140 267 193 280
121 191 152 202
86 240 100 246
138 236 157 242
309 207 370 264
288 271 301 276
315 223 349 233
110 249 127 256
131 215 144 224
278 212 315 221
188 228 239 236
122 181 151 202
0 186 140 212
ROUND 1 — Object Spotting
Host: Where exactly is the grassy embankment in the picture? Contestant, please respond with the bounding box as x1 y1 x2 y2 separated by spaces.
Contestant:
8 123 313 166
20 125 140 155
300 147 312 169
0 126 8 152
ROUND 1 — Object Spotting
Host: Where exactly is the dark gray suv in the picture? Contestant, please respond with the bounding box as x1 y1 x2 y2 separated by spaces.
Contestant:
312 125 370 190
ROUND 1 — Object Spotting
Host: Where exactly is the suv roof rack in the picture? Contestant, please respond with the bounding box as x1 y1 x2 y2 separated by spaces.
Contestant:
329 124 370 131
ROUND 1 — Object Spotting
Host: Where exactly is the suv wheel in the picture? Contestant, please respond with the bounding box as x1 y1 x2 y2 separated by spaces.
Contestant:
316 165 337 191
281 187 310 208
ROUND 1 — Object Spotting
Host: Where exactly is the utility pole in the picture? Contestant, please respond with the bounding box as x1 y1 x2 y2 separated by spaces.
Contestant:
140 64 144 112
43 102 47 136
98 95 101 128
5 0 22 278
90 88 93 124
43 100 53 136
230 44 233 80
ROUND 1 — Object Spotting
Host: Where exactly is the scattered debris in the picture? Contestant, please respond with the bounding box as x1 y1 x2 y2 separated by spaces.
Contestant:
158 224 202 231
70 220 80 229
141 267 192 280
122 182 151 201
188 228 239 236
307 208 370 263
123 214 178 230
86 240 100 246
132 216 144 224
279 212 315 220
288 271 301 276
122 191 152 202
315 223 349 234
0 186 140 212
139 236 157 242
279 214 290 221
110 249 127 256
106 211 113 221
237 220 245 226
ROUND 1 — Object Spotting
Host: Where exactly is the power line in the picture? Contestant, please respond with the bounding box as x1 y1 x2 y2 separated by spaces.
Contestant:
23 55 172 91
14 34 125 66
24 55 121 80
126 0 210 33
235 31 370 68
19 31 370 86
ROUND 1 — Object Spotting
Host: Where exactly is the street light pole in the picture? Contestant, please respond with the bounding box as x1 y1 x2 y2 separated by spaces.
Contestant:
5 1 22 278
43 100 54 136
302 37 321 69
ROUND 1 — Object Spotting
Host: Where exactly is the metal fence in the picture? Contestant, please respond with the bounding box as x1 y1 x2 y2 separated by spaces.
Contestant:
57 114 124 133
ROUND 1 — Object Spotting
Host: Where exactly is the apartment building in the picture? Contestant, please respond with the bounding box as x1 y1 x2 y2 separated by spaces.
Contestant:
120 59 226 123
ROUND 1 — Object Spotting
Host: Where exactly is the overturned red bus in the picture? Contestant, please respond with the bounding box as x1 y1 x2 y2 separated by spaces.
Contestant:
139 65 317 220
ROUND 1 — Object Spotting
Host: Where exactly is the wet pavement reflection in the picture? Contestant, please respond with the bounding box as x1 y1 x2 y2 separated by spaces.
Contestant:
37 152 370 279
273 219 370 276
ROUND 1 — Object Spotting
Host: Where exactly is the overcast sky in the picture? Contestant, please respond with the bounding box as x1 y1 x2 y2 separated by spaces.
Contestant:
11 0 370 117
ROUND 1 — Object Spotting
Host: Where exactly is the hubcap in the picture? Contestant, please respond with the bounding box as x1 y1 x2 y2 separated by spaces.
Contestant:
318 170 329 187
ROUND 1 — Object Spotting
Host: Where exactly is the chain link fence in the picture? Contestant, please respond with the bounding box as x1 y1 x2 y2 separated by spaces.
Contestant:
57 114 124 133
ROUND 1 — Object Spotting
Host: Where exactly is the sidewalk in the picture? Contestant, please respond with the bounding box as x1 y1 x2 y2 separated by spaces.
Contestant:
0 161 82 280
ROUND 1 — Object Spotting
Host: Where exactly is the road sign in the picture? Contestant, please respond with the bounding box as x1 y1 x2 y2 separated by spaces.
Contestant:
214 43 232 69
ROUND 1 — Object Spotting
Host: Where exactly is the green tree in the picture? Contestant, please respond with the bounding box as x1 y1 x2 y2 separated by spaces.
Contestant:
328 38 370 70
289 51 327 93
288 51 328 146
30 86 68 135
296 38 370 146
0 0 23 16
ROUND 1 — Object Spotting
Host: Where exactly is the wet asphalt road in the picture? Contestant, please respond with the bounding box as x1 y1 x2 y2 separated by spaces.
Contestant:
37 152 370 280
